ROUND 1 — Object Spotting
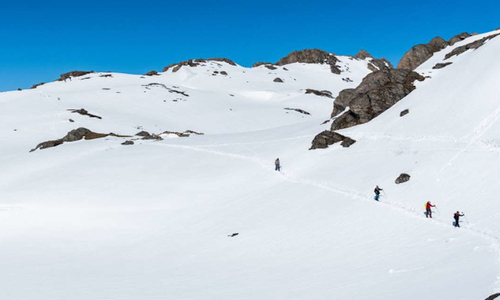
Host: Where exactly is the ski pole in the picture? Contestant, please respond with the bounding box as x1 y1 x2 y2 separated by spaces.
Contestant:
435 206 441 214
463 214 469 223
382 190 388 199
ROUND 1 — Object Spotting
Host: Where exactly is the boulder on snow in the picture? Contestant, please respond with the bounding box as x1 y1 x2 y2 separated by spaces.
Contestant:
330 69 425 130
275 49 341 74
397 37 447 70
310 130 356 150
400 109 409 117
273 77 284 83
30 82 45 89
145 70 159 76
58 70 94 81
163 58 236 72
121 140 134 145
444 33 500 60
448 32 472 46
485 293 500 300
305 89 333 98
395 173 411 184
68 108 102 119
432 62 453 69
136 131 162 140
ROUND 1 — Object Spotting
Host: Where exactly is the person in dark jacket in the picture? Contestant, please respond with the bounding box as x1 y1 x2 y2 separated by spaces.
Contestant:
425 201 436 218
374 185 383 201
275 158 281 171
454 211 465 227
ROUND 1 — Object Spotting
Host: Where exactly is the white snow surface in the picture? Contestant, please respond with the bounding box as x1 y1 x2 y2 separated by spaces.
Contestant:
1 32 500 300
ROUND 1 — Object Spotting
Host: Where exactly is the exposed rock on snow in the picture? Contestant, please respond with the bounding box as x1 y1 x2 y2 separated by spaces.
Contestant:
58 71 94 81
368 58 394 71
163 58 237 72
448 32 472 46
395 173 411 184
485 293 500 300
284 108 310 115
68 108 102 119
305 89 333 98
273 77 284 83
400 109 409 117
310 130 356 149
161 130 204 137
444 33 500 60
432 62 453 69
145 70 159 76
30 128 128 152
136 131 162 140
275 49 341 74
330 69 425 130
30 82 45 89
397 37 448 70
354 49 372 60
121 140 134 145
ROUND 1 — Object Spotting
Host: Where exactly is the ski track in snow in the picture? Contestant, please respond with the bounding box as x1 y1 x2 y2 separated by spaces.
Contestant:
155 141 500 291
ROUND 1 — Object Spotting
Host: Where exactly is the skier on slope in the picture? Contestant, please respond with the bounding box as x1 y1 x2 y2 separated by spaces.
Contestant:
425 201 436 218
453 211 465 227
275 158 281 171
374 185 383 201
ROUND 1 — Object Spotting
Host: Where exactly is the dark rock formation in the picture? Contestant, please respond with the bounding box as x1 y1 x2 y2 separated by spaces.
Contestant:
330 69 425 130
448 32 472 46
145 70 159 76
397 37 447 70
400 109 409 117
163 58 236 72
30 127 128 152
100 74 113 78
161 130 204 137
395 173 411 184
275 49 341 74
253 62 272 67
220 71 228 75
368 58 394 71
136 131 162 140
58 71 94 81
354 49 372 60
444 33 500 60
432 62 453 69
68 108 102 119
305 89 333 98
485 293 500 300
310 130 356 150
31 82 45 89
122 140 134 145
284 108 310 115
273 77 284 83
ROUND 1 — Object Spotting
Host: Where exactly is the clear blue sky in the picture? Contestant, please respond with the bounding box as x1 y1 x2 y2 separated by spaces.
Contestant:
1 0 499 91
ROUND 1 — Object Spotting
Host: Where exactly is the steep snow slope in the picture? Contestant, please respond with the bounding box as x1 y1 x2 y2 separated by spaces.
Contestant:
0 35 499 300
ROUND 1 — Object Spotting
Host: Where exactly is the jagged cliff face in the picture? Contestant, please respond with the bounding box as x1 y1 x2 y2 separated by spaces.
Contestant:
397 37 448 70
274 49 342 74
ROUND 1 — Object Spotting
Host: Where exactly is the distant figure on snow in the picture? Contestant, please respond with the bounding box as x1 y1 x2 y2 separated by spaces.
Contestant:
374 185 383 201
425 201 436 218
453 211 465 227
275 158 281 171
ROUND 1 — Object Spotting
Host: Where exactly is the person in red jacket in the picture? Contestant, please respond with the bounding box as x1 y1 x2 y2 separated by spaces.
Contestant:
425 201 436 218
454 211 465 227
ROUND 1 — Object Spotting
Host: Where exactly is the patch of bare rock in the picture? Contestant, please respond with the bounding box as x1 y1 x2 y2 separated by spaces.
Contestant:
68 108 102 119
305 89 333 98
30 127 129 152
397 37 448 70
310 131 356 150
163 58 236 72
444 33 500 59
275 49 341 74
284 108 310 115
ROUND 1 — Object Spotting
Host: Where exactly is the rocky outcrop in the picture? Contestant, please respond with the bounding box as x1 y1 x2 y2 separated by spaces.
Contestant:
284 108 310 115
485 293 500 300
145 70 159 76
30 127 128 152
136 131 162 140
448 32 472 46
432 62 453 69
161 130 204 137
273 77 284 83
163 58 236 72
368 58 394 71
275 49 341 74
397 37 447 70
330 69 425 130
58 71 94 81
395 173 411 184
121 140 134 145
68 108 102 119
310 131 356 150
444 33 500 60
400 109 409 117
305 89 333 98
31 82 45 89
354 49 372 60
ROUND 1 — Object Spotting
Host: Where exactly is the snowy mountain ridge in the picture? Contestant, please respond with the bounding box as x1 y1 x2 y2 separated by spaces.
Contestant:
1 28 500 300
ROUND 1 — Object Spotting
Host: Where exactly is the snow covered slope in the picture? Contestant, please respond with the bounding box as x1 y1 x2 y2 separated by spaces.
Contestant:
1 33 500 300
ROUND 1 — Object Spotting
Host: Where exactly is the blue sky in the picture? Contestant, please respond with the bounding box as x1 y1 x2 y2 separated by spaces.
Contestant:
1 0 499 91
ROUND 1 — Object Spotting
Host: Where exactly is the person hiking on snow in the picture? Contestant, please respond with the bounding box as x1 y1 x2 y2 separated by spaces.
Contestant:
425 201 436 218
275 158 281 171
374 185 383 201
454 211 465 227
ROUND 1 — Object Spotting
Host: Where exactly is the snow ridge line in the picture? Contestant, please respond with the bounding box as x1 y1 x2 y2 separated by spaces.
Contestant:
155 142 500 292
